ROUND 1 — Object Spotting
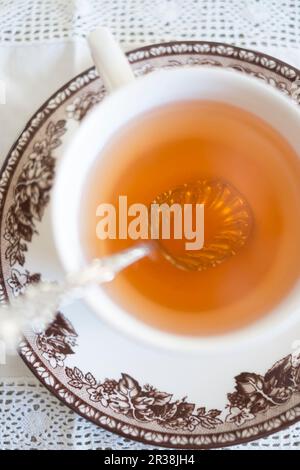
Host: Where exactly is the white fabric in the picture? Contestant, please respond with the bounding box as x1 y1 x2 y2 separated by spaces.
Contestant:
0 0 300 451
0 0 299 51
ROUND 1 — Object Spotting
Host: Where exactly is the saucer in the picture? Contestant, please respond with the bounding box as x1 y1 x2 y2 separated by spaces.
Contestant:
2 41 300 449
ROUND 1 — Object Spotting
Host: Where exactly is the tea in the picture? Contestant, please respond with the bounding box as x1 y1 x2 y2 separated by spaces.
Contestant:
81 101 300 335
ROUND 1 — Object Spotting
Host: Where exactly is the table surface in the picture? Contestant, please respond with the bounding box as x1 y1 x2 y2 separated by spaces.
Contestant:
1 0 300 450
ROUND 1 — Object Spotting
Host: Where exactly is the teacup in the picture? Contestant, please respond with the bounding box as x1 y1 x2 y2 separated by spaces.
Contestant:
51 29 300 353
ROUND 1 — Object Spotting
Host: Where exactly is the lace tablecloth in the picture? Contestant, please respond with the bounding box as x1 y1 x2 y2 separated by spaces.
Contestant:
1 0 300 450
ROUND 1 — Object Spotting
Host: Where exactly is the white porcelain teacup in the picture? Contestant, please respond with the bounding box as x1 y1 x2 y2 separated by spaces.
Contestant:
52 28 300 354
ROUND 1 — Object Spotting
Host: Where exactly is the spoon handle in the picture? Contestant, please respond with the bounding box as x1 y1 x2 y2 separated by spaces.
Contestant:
0 244 151 350
71 243 151 285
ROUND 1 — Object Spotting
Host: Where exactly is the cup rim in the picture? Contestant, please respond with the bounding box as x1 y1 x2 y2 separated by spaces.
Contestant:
52 66 300 354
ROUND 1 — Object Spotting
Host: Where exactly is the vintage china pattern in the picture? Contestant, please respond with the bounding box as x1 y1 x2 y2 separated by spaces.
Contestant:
1 42 300 448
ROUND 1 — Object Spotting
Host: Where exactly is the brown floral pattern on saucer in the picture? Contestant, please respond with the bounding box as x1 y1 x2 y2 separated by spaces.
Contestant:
1 42 300 448
4 120 67 266
63 346 300 431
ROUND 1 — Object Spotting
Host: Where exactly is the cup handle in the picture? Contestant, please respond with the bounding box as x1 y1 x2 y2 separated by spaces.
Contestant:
88 27 135 92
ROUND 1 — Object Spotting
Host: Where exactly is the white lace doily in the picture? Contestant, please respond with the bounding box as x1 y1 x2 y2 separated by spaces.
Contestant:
0 0 298 49
0 0 300 451
0 377 299 450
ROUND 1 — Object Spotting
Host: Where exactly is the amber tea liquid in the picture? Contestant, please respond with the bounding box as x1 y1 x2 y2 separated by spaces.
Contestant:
82 101 300 335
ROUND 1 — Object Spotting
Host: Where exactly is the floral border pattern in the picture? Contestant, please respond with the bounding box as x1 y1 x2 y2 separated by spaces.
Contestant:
31 312 300 432
19 336 300 448
0 42 299 448
4 120 67 266
65 353 300 430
